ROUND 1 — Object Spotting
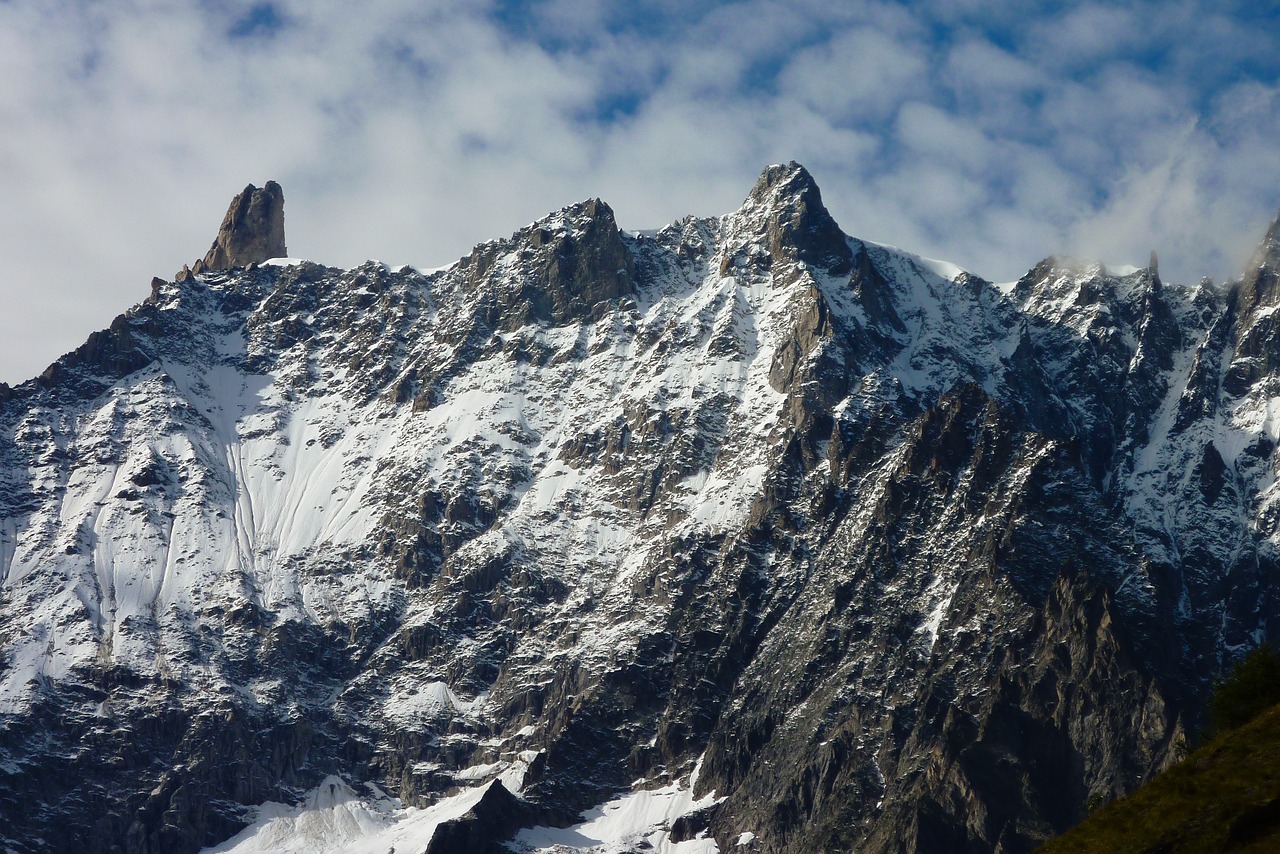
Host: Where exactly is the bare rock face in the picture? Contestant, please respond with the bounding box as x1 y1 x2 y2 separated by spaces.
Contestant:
742 161 854 277
195 181 286 272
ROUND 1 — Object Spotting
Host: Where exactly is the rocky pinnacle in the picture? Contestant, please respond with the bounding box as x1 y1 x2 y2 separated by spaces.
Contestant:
191 181 286 274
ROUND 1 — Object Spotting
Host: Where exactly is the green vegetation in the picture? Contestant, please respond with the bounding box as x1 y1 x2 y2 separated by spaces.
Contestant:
1205 644 1280 739
1041 647 1280 853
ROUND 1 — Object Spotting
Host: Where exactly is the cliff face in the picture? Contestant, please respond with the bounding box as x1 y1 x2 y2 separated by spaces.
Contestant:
0 164 1276 853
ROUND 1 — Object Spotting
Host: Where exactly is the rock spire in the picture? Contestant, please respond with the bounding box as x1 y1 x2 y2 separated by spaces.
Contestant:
181 181 286 278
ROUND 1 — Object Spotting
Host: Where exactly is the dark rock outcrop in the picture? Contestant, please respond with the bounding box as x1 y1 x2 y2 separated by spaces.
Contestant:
469 197 636 330
423 780 530 854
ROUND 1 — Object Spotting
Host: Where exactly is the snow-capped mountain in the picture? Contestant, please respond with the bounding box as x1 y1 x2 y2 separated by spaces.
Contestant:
2 164 1278 852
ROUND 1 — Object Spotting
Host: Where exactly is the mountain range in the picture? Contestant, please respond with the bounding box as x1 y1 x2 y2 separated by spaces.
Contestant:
2 163 1279 852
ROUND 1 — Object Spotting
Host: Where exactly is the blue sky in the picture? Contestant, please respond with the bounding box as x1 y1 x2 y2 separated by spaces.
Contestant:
1 0 1279 383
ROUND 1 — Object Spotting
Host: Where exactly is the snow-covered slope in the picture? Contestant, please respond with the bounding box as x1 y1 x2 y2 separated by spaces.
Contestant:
1 163 1278 853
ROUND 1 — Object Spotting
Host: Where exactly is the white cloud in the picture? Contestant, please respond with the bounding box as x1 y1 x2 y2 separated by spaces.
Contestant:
778 27 930 124
1026 4 1144 71
1068 113 1280 282
944 39 1041 98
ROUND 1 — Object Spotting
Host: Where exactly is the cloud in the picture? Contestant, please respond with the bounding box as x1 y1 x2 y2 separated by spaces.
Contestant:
1069 98 1280 282
1025 4 1145 72
0 0 1279 382
778 27 930 125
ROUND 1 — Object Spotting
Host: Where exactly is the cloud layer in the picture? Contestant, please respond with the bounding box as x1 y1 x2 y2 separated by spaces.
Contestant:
1 0 1278 382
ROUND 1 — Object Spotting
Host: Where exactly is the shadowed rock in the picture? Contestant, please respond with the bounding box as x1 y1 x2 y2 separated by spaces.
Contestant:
423 780 530 854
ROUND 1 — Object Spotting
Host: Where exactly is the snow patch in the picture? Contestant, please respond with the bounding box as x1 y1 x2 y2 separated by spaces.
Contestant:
384 680 474 725
859 238 968 282
204 777 496 854
512 762 722 854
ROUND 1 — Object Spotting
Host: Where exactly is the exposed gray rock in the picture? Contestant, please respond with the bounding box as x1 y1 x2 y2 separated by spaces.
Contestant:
743 161 854 277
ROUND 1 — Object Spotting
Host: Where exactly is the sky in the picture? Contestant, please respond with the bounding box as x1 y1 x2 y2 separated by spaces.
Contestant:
2 0 1279 384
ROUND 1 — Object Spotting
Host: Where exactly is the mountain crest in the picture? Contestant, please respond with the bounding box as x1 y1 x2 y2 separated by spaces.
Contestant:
7 165 1280 854
524 196 618 244
1247 209 1280 272
745 160 822 205
185 181 286 277
738 161 853 276
452 193 635 329
1232 208 1280 324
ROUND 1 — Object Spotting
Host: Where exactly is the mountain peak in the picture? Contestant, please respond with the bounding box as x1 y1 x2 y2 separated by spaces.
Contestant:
455 192 634 328
188 181 286 275
745 161 821 205
738 161 853 275
1247 208 1280 272
534 196 618 237
1232 209 1280 320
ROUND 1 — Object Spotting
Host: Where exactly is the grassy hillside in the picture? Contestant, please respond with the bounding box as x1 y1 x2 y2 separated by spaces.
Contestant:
1040 703 1280 853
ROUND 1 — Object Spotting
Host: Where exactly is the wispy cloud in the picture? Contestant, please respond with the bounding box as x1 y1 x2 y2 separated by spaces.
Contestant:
1 0 1278 382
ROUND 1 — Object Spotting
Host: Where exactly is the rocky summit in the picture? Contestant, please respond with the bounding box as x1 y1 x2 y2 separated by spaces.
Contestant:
1 163 1279 853
181 181 287 279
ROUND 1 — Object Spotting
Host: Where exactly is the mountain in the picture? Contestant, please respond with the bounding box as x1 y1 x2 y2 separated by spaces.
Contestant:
1 163 1278 853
